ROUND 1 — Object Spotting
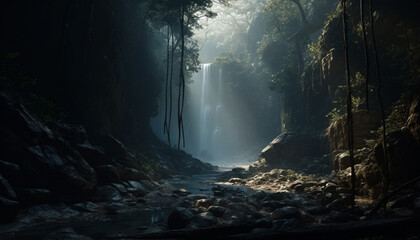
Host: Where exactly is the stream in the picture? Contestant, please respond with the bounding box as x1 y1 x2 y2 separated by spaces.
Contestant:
2 168 231 240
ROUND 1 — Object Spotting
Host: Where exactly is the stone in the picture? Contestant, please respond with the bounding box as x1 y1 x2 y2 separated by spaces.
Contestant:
125 181 147 197
76 144 108 167
248 132 326 173
0 196 20 223
294 184 305 193
271 206 300 220
16 188 51 206
72 202 99 213
111 183 127 194
42 227 93 240
93 185 122 202
0 174 16 200
0 160 21 186
195 212 218 227
195 198 214 209
328 210 350 223
95 165 121 184
208 206 227 218
52 123 87 144
337 152 350 170
324 183 337 194
229 178 246 184
173 188 191 196
167 207 194 229
261 200 286 211
307 206 329 215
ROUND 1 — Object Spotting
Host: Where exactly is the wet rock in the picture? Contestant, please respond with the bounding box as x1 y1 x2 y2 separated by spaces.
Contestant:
125 181 147 197
271 206 300 220
261 200 286 211
167 207 194 229
52 123 87 144
93 185 121 202
195 212 218 227
195 198 214 209
328 210 350 223
173 188 191 196
282 218 303 231
326 197 347 210
72 202 99 212
208 206 227 218
42 227 92 240
0 174 16 200
95 165 121 184
214 198 230 207
0 196 19 222
307 206 329 215
0 160 21 186
294 184 305 193
229 178 246 184
324 183 337 194
111 183 127 194
139 180 156 191
16 188 51 206
76 144 108 166
222 209 245 223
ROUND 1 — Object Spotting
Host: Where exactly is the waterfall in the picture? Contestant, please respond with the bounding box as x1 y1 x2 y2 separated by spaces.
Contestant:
198 63 224 160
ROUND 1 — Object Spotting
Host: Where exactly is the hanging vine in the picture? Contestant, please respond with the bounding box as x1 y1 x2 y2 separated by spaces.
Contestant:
177 3 186 149
360 0 369 112
341 0 356 208
369 0 389 213
163 24 171 145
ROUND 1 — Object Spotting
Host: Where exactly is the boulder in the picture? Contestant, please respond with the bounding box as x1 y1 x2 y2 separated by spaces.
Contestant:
167 207 194 229
125 181 147 197
327 110 380 153
93 185 122 202
372 129 420 186
0 196 20 223
0 160 21 186
271 206 300 220
50 123 87 144
0 174 16 200
76 144 108 167
249 132 326 173
118 167 148 181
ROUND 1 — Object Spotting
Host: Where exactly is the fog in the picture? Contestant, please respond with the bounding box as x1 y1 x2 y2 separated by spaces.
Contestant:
150 0 282 166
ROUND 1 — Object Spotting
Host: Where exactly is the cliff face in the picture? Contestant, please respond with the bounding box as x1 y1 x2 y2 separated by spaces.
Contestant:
1 0 164 146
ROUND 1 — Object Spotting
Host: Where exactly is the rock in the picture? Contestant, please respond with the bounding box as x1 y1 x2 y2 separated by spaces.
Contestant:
0 196 20 223
173 188 191 196
229 178 246 184
336 152 350 170
195 198 214 209
328 210 350 223
195 212 218 227
261 201 286 211
95 165 121 184
0 160 21 186
279 218 302 231
406 90 420 144
99 134 140 169
52 123 87 144
307 206 329 215
222 209 245 223
327 110 380 153
16 188 51 206
93 185 122 202
294 184 305 193
324 183 337 194
76 144 108 167
208 206 227 218
139 180 156 191
72 202 99 212
372 129 420 186
111 183 127 194
167 207 194 229
249 132 326 173
271 206 300 220
125 181 147 197
326 197 348 210
42 227 93 240
414 197 420 213
118 167 148 181
0 174 16 200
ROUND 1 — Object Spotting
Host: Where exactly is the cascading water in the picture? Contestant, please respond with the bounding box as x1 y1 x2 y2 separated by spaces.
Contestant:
199 63 223 160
